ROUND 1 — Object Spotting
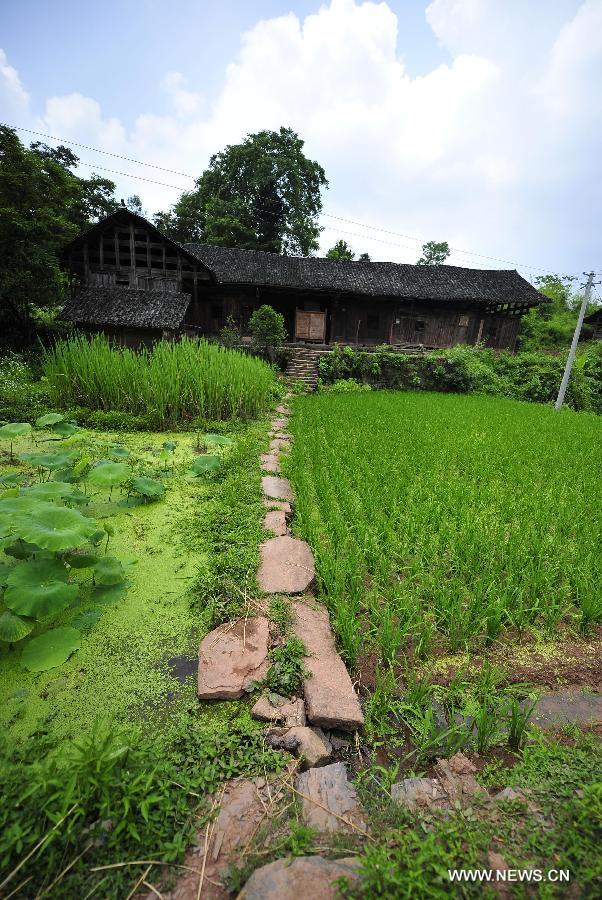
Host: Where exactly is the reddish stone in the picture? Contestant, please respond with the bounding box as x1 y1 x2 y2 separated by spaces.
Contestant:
198 617 269 700
257 536 315 594
261 453 280 473
295 763 367 834
263 509 287 536
238 856 359 900
261 475 293 501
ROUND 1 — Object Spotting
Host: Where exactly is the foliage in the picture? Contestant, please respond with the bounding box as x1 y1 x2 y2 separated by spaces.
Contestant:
326 239 355 260
416 240 450 266
0 719 283 898
43 334 277 426
0 353 51 422
0 128 120 340
287 391 601 667
154 127 328 255
219 314 242 348
518 274 596 352
264 636 309 697
248 305 287 359
317 343 602 413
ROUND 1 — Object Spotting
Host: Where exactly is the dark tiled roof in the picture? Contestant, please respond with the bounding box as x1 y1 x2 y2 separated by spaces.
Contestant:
184 243 544 307
62 287 190 329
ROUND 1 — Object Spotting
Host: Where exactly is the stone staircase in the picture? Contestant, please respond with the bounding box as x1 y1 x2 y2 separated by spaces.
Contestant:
285 347 330 389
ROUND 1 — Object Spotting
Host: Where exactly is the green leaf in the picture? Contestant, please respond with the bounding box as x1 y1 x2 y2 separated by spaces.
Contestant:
20 482 75 501
0 610 34 642
0 423 32 439
131 476 165 499
50 422 81 438
71 607 103 630
35 413 65 428
108 445 130 459
88 461 130 489
94 556 126 585
21 626 81 672
93 581 128 605
5 558 76 618
162 441 177 452
64 550 99 569
3 539 44 560
0 562 13 586
191 455 220 475
20 450 78 470
203 434 234 446
17 504 98 552
0 473 22 486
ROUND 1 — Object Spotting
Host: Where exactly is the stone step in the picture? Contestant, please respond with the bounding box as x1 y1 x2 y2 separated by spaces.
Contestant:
292 600 364 731
257 536 315 594
295 762 367 834
261 475 293 500
238 856 360 900
197 617 270 700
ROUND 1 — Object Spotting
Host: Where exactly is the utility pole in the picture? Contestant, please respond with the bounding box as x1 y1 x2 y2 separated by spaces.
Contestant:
554 271 596 411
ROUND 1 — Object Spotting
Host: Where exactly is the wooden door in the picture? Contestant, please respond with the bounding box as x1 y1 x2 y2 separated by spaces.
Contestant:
295 309 326 342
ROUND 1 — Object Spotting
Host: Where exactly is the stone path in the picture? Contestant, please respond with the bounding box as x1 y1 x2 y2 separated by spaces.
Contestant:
188 395 367 897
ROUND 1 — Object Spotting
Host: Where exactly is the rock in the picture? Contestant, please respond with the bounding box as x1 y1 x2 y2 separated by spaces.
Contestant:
269 432 292 442
261 476 293 501
529 689 602 728
252 695 306 726
271 418 288 430
434 753 487 803
162 777 272 899
262 498 292 515
237 855 360 900
391 777 445 809
292 601 364 731
330 735 350 751
198 618 270 700
276 405 291 415
295 762 367 834
267 726 332 769
257 537 315 594
269 438 291 451
263 509 287 536
261 453 281 473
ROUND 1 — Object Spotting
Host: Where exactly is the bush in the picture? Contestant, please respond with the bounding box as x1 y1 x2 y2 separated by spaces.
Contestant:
317 344 602 413
248 305 287 360
0 352 50 422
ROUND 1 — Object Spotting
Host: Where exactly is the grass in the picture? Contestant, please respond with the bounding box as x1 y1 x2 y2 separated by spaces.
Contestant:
0 418 284 897
42 334 277 426
285 391 602 667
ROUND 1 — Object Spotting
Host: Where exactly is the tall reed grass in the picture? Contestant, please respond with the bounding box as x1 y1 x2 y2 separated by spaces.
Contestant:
43 335 276 426
287 391 602 666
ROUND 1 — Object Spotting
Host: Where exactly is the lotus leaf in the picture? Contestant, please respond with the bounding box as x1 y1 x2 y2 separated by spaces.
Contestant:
0 473 22 486
108 445 130 459
21 450 78 470
35 413 65 428
94 556 126 585
203 434 234 446
21 482 75 501
21 626 81 672
64 550 99 568
0 610 34 642
88 462 130 489
5 558 77 618
6 558 67 587
71 607 103 630
191 455 220 475
89 529 106 546
93 581 128 605
50 422 81 438
131 476 165 499
0 562 12 586
3 539 45 559
17 503 98 551
163 441 177 451
0 423 32 439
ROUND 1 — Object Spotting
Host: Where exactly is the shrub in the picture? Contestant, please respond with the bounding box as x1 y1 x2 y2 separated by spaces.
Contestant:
0 353 50 422
248 305 287 360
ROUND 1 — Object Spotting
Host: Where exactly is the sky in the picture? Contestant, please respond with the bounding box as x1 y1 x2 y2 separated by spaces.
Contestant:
1 0 602 283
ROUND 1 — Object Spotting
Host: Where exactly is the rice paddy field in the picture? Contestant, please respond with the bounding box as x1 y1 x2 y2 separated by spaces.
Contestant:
286 391 602 667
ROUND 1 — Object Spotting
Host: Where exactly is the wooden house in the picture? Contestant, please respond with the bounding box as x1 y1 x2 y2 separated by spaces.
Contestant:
62 208 545 350
585 308 602 341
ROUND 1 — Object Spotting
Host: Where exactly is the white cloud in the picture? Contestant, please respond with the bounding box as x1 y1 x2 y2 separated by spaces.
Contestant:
2 1 601 275
0 47 30 116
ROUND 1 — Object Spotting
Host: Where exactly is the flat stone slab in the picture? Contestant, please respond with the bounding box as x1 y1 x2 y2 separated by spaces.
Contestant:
238 855 359 899
260 453 281 473
271 418 288 430
292 601 364 731
269 438 291 452
198 617 269 700
528 689 602 728
391 753 487 812
252 694 306 726
295 762 367 834
267 726 332 769
262 498 292 515
261 475 293 501
269 432 292 442
257 536 315 594
263 509 287 536
276 405 291 415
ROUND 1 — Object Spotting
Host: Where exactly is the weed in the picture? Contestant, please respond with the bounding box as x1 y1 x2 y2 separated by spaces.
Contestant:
265 636 309 697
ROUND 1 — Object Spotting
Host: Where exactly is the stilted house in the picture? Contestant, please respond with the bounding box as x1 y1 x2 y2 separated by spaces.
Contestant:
61 208 545 350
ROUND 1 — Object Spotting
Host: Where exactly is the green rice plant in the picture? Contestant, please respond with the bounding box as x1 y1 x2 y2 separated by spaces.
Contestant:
287 392 602 662
43 334 276 426
507 695 537 750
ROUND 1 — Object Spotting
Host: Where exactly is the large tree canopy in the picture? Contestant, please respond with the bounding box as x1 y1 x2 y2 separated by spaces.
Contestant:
0 127 122 339
154 127 328 255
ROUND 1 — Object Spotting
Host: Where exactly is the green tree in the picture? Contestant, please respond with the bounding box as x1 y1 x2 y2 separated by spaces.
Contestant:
249 305 287 359
154 127 328 255
358 252 371 262
518 275 595 351
326 239 355 260
416 240 450 266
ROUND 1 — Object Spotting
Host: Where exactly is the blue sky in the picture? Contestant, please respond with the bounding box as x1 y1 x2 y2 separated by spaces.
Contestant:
1 1 601 283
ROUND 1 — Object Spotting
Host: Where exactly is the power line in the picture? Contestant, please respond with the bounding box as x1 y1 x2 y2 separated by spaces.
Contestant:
1 121 589 277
